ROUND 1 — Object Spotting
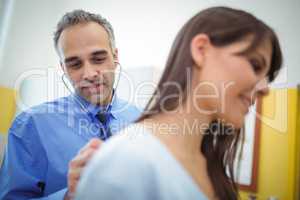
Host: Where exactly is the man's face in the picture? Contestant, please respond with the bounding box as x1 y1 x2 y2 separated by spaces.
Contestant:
58 22 118 105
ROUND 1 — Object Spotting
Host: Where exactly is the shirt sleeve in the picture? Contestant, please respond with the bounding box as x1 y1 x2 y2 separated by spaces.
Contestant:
74 138 162 200
0 112 61 200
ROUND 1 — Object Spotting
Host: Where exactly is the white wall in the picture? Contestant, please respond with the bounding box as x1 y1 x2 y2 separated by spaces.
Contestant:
0 0 14 71
0 0 299 108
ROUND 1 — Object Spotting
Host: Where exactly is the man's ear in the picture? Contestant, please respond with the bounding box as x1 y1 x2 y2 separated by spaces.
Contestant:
190 34 211 69
113 48 119 63
59 61 66 72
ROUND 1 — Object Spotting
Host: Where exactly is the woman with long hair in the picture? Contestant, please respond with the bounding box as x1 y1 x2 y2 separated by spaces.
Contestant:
75 6 282 200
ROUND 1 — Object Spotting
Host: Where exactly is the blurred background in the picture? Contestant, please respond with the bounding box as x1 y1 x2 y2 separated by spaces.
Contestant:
0 0 299 199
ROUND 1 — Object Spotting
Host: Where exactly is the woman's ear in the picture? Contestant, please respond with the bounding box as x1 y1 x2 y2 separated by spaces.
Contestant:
190 34 211 69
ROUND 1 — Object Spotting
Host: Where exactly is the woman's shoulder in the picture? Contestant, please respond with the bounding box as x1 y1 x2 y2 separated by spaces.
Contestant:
76 123 163 199
91 123 159 168
76 123 208 200
82 123 161 178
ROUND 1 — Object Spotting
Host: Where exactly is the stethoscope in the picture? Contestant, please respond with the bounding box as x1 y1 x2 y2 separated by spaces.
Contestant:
61 61 122 116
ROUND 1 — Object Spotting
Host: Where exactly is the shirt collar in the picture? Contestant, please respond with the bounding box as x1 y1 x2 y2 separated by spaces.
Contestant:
71 91 118 119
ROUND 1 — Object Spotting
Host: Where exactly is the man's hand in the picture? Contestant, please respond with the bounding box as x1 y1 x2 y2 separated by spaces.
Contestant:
65 138 102 199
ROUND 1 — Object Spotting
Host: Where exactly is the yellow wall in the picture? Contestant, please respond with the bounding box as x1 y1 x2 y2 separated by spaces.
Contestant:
239 87 300 200
295 87 300 200
0 86 16 134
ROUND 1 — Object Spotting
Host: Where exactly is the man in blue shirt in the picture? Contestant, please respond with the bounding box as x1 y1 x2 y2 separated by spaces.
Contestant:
0 10 141 200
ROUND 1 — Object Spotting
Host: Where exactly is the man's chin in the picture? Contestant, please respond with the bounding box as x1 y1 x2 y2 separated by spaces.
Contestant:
88 94 111 105
76 89 112 105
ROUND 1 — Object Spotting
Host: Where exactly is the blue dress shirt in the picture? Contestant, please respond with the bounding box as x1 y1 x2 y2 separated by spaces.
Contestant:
0 94 141 200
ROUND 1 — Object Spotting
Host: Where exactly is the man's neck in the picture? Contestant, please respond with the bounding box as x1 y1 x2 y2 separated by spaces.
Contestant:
97 92 113 107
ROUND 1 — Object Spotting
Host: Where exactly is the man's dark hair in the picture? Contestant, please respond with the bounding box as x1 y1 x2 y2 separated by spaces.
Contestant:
54 9 116 51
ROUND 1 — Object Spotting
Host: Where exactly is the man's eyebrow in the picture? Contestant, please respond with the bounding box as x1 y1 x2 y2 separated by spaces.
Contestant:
64 56 79 64
91 50 108 57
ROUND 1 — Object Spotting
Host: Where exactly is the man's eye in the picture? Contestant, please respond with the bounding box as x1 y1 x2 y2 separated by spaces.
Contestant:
93 58 106 63
67 62 81 69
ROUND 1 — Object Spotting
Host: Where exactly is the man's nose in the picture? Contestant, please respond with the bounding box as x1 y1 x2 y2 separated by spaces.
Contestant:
82 63 98 80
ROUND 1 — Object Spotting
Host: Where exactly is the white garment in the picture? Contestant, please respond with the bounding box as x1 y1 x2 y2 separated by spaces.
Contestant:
75 123 208 200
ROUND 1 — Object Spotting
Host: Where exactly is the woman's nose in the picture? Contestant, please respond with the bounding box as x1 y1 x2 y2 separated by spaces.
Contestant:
255 78 270 97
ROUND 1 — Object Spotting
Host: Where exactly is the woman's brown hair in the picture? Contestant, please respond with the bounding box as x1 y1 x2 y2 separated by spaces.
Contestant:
137 6 282 200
